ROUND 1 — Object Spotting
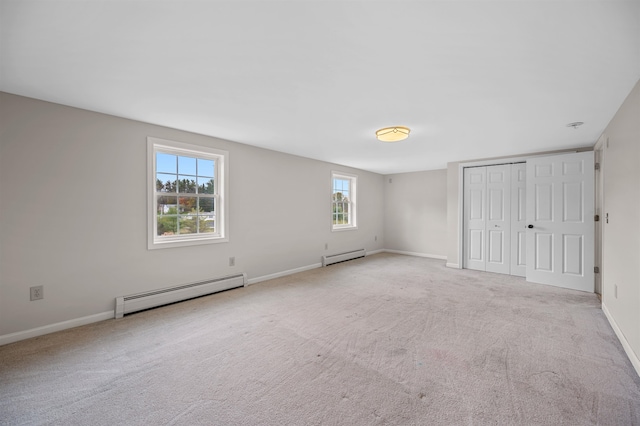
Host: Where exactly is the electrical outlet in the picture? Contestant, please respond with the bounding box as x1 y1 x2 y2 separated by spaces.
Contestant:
375 235 378 242
30 286 44 301
325 243 328 250
229 257 235 267
614 284 618 298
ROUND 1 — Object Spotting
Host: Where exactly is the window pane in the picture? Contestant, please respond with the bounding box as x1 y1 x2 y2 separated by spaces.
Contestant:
199 198 215 213
334 178 348 193
157 215 177 236
157 196 177 214
157 173 176 192
198 158 214 178
198 177 215 194
157 153 176 173
178 216 197 235
178 176 197 193
198 216 215 233
179 196 197 213
151 139 227 247
178 156 197 176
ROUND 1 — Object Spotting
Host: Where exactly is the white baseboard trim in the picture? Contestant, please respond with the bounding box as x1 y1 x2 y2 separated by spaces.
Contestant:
366 249 385 256
0 311 114 347
446 262 461 269
247 263 323 285
602 303 640 377
383 249 447 260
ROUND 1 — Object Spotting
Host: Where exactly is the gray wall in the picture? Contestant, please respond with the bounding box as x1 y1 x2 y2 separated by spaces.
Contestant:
383 170 447 258
601 79 640 364
0 93 385 336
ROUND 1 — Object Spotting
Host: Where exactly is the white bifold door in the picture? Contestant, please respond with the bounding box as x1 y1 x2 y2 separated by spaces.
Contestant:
463 151 595 292
463 164 517 275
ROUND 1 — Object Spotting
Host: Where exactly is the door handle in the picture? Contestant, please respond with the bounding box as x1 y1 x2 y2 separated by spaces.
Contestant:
528 224 534 229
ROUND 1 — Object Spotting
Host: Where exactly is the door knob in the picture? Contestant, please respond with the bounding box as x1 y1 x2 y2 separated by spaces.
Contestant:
528 224 534 229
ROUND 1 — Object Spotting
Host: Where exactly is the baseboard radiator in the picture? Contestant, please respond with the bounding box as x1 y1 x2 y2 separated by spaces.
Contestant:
322 249 366 267
115 273 247 318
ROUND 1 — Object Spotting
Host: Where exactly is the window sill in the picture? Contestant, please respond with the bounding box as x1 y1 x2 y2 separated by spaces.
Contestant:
148 235 228 250
331 226 358 232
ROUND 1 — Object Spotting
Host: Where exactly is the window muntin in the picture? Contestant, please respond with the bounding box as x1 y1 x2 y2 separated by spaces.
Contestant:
332 172 357 230
148 137 228 249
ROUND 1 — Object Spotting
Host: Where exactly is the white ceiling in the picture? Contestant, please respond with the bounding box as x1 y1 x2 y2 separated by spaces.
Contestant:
1 1 639 174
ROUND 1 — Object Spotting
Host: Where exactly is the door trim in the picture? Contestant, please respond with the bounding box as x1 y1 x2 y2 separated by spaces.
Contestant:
593 135 606 295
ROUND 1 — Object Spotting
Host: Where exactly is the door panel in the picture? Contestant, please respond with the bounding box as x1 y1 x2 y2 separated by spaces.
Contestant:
526 152 594 292
535 184 554 221
563 182 583 222
535 233 553 271
488 230 504 263
563 234 583 275
485 164 510 274
469 229 484 261
510 163 526 277
469 189 484 220
489 189 504 220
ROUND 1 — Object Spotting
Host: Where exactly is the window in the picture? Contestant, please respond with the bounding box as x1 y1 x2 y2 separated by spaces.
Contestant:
148 137 228 249
332 172 357 231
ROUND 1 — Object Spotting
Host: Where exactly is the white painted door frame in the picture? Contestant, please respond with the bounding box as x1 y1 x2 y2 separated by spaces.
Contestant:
593 135 606 295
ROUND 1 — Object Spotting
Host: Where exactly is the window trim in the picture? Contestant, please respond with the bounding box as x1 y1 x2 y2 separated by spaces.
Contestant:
331 171 358 231
147 137 229 249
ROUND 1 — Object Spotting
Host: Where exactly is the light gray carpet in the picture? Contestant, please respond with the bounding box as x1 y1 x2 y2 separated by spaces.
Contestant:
1 253 639 425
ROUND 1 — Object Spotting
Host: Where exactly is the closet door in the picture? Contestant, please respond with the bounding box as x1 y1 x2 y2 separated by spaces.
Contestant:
510 163 527 277
526 151 594 292
485 165 511 274
463 167 486 271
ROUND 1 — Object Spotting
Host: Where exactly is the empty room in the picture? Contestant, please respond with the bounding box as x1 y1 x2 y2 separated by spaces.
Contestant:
1 1 639 424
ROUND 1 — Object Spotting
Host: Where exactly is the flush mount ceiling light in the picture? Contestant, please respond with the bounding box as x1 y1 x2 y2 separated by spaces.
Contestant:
566 122 584 129
376 126 410 142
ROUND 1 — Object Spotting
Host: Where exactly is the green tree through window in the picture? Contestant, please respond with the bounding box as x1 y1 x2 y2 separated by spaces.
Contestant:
155 153 217 236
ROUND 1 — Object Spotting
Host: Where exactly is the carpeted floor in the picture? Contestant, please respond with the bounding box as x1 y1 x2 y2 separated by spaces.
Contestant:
1 253 639 425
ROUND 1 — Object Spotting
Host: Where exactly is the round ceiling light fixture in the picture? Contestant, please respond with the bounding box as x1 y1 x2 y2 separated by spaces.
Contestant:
376 126 410 142
566 122 584 129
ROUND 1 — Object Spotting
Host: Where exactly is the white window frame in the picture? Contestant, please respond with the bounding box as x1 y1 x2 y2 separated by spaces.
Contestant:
147 137 229 249
331 171 357 231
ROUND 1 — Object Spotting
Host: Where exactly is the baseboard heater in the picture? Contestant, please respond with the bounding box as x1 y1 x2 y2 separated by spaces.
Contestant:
322 249 366 267
115 273 247 318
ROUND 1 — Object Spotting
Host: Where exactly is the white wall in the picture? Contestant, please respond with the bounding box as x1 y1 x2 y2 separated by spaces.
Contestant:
600 79 640 369
0 93 384 338
383 170 447 258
